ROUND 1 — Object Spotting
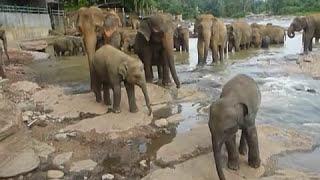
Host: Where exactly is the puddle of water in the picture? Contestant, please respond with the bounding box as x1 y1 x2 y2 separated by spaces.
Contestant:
277 147 320 174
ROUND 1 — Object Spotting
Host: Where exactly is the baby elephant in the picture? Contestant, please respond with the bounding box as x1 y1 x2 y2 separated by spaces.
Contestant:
208 74 261 180
93 45 152 115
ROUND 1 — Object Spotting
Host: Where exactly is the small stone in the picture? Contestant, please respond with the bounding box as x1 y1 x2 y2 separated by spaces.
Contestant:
307 89 316 93
163 128 171 135
102 174 114 180
67 132 77 137
39 115 47 121
70 159 97 172
53 152 73 166
139 160 148 168
47 170 64 179
155 118 168 128
24 111 33 117
54 133 68 141
22 115 29 122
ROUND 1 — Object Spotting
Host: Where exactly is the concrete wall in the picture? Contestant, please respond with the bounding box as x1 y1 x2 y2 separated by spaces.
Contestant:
0 12 51 41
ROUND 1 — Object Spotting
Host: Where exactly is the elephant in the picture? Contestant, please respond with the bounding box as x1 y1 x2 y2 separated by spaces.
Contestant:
251 27 262 48
134 13 180 88
174 25 189 52
92 44 152 115
131 18 140 30
120 29 137 53
261 36 271 49
195 14 227 65
227 21 252 52
287 14 320 53
264 24 285 44
0 25 9 65
208 74 261 180
77 7 122 90
68 36 86 55
53 37 75 56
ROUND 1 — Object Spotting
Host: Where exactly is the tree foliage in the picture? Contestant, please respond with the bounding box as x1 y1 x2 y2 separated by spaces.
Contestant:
64 0 320 18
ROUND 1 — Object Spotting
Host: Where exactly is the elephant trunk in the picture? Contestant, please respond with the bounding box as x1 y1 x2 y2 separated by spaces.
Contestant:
287 27 295 38
139 83 152 116
203 32 211 64
83 32 97 89
213 139 225 180
163 33 180 88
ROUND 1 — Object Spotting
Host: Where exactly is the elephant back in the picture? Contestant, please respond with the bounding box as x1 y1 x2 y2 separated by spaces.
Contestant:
221 74 261 120
231 21 252 45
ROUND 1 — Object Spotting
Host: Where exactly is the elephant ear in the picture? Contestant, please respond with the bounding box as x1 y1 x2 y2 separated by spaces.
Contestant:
138 18 151 41
90 7 105 29
118 60 128 80
300 17 308 30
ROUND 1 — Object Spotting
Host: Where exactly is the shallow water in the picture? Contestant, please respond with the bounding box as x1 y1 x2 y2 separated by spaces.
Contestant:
27 17 320 174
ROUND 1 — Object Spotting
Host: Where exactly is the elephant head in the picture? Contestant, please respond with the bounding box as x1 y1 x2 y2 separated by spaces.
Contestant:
287 17 307 38
195 14 215 64
77 7 122 89
119 59 152 115
251 28 262 48
226 24 236 52
209 98 249 180
138 13 180 88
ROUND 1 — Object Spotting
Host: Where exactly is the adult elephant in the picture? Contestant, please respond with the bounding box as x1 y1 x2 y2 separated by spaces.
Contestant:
174 25 189 52
77 7 121 89
93 44 152 115
120 29 137 53
227 21 252 52
0 25 9 65
209 74 261 180
265 24 285 44
195 14 227 65
134 13 180 88
251 27 262 48
287 14 320 53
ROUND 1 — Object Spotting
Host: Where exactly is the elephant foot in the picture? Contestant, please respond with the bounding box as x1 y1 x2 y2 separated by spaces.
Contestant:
248 158 261 168
96 97 102 103
227 159 239 171
104 100 112 106
107 108 121 114
129 106 139 113
239 146 247 156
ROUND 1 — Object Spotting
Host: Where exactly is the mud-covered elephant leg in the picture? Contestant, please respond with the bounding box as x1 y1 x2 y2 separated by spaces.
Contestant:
157 65 163 83
304 31 314 53
124 81 138 113
161 51 171 85
111 84 121 113
225 134 240 170
103 83 111 106
245 126 261 168
219 45 224 63
211 44 219 64
239 130 247 155
92 72 102 103
197 39 205 65
140 46 153 83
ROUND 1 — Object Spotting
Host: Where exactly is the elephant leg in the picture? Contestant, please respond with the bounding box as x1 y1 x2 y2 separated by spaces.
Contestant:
304 33 313 54
315 37 320 44
92 78 102 103
239 130 247 155
219 45 224 63
225 134 239 170
124 82 138 113
157 65 163 83
142 48 153 83
162 64 171 86
103 83 111 106
197 39 205 65
309 38 313 51
111 85 121 113
211 45 218 64
245 126 261 168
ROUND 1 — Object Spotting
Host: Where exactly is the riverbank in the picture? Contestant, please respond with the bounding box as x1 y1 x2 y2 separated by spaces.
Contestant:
297 51 320 79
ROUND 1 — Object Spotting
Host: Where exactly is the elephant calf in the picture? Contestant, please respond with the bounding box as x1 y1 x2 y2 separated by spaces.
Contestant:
208 74 261 180
93 44 152 115
174 26 189 52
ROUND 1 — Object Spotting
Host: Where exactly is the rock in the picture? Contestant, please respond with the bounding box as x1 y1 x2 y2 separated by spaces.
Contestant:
167 114 184 124
17 102 36 112
11 81 40 94
70 159 97 172
22 115 29 122
47 170 64 179
54 133 68 141
292 84 305 91
32 140 55 160
155 118 168 128
19 40 48 52
139 160 148 168
53 152 73 166
24 111 33 117
39 115 47 121
307 88 316 93
66 132 77 137
102 174 115 180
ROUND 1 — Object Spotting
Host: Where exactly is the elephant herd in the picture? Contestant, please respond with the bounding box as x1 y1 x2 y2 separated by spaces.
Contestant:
195 14 288 65
73 8 320 180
